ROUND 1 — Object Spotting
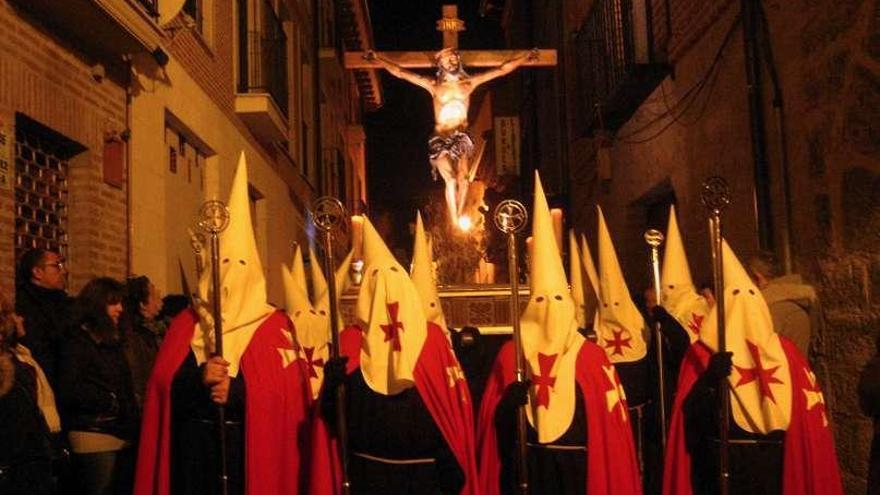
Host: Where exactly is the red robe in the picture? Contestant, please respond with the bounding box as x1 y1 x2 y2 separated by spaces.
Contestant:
662 337 843 495
477 340 643 495
308 322 478 495
134 309 312 495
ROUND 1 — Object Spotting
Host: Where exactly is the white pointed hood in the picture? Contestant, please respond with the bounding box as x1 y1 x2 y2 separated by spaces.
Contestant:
700 240 791 434
580 234 601 333
356 216 428 395
192 152 274 377
281 246 330 399
522 173 585 443
660 205 709 343
411 211 448 332
579 234 600 298
310 247 353 330
284 246 312 315
595 206 648 363
568 231 588 329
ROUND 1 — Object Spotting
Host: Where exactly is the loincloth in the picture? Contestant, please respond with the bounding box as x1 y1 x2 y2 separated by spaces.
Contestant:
428 131 474 163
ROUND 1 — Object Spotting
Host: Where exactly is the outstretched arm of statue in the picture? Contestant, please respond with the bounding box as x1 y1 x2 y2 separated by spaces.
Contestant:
469 47 540 88
364 50 435 93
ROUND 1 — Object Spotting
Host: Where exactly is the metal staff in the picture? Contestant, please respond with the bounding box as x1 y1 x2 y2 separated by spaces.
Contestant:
198 200 231 495
493 199 529 495
312 197 352 495
701 177 731 495
644 229 668 452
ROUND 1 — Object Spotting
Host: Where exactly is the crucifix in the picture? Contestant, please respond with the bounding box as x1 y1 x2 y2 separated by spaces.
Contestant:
345 5 557 228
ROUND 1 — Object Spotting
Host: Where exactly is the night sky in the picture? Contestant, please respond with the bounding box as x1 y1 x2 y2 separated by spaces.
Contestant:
364 0 507 252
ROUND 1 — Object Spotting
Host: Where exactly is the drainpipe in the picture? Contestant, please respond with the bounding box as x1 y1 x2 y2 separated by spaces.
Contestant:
312 0 322 197
758 2 793 274
124 55 134 276
740 0 773 252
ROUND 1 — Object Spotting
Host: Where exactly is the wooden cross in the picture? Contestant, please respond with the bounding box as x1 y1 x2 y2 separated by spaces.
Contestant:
344 5 557 70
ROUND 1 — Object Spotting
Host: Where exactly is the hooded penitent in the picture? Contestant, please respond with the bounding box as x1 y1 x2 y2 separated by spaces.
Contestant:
477 173 642 495
523 176 586 442
309 215 479 495
357 216 429 395
700 240 791 433
135 152 310 495
192 152 274 377
281 246 327 399
595 207 648 363
663 239 843 495
411 211 449 332
660 205 709 343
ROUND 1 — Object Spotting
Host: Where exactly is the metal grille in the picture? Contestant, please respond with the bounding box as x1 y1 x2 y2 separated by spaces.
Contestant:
575 0 634 115
238 0 289 116
14 129 69 259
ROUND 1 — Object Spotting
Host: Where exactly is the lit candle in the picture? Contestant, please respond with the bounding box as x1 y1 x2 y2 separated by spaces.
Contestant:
526 236 534 265
551 208 563 253
483 260 496 284
351 215 364 260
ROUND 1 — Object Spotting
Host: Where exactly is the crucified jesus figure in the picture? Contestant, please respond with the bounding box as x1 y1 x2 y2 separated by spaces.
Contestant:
365 47 539 225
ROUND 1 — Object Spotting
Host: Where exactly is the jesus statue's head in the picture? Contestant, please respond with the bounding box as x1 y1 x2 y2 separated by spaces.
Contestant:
435 48 467 80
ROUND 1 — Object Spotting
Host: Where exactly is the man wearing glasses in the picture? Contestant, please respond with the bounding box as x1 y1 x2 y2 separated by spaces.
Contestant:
15 248 74 386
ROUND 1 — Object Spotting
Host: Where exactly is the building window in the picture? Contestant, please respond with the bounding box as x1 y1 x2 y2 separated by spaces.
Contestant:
136 0 159 18
165 125 207 187
237 0 289 116
183 0 204 33
13 115 84 260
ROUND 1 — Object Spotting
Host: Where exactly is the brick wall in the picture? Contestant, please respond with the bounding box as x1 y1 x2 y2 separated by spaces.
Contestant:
565 0 880 491
0 0 128 295
166 1 237 121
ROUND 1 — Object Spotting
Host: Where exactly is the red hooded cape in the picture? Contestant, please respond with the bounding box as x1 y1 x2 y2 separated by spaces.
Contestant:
477 340 643 495
662 337 843 495
308 322 479 495
134 309 312 495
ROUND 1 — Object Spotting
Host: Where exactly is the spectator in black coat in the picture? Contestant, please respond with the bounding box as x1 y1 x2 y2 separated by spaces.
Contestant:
58 277 136 495
122 276 163 411
15 248 74 387
0 292 60 495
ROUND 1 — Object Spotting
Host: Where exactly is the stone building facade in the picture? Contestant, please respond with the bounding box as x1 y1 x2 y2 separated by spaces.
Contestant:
0 0 376 305
535 0 878 491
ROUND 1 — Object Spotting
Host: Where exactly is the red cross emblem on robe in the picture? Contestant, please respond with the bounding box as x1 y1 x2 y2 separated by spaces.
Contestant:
802 368 828 427
380 301 404 351
688 313 704 335
300 346 325 378
532 353 558 408
734 340 784 403
605 328 632 356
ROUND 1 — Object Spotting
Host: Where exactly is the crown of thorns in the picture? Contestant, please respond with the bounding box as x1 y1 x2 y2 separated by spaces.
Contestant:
435 48 460 62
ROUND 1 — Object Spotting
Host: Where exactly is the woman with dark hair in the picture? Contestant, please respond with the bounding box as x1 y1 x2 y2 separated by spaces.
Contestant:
122 276 162 410
0 293 60 495
57 277 136 495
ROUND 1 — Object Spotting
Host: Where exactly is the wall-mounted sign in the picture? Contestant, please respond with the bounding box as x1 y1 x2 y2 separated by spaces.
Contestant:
494 116 520 176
